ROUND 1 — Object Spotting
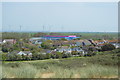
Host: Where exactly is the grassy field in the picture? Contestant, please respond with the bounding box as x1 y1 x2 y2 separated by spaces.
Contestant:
1 51 119 78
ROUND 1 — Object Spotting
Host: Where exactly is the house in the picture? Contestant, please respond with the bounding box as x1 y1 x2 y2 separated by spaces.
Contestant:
55 46 72 53
18 51 32 56
3 39 16 44
88 39 96 46
71 47 86 55
40 49 52 54
111 43 120 48
52 41 62 47
108 40 120 48
94 40 109 46
71 47 83 52
50 51 57 54
29 37 44 44
76 40 84 46
76 40 91 46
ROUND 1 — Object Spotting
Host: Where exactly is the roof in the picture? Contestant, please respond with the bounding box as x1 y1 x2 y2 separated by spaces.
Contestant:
0 39 2 42
4 39 15 41
40 49 52 53
44 35 77 37
61 46 69 49
108 40 118 43
76 40 91 45
50 51 57 54
18 51 32 55
22 51 31 54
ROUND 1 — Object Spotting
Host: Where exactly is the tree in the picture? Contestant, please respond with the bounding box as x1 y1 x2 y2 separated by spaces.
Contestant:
38 54 46 60
45 53 51 59
56 52 62 59
101 44 115 51
33 32 47 37
2 46 8 52
84 51 96 57
71 51 78 55
41 42 51 49
31 53 37 60
51 54 56 59
8 54 16 61
62 53 70 58
16 55 22 61
1 53 8 61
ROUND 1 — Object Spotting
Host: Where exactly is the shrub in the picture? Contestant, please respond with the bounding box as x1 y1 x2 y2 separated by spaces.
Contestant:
101 44 115 51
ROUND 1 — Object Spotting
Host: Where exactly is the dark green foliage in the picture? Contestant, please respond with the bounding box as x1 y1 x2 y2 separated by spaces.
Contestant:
45 53 51 59
101 44 116 51
3 50 119 70
33 32 47 37
84 51 96 57
62 53 71 58
0 53 8 61
56 52 62 59
41 41 52 49
51 54 56 59
2 32 31 40
2 46 8 52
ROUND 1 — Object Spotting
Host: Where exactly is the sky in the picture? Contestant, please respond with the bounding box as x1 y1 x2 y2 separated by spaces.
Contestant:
1 2 118 32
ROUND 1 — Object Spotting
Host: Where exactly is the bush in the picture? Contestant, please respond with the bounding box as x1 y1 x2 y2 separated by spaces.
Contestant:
62 53 71 58
56 52 62 59
101 44 116 51
84 51 96 57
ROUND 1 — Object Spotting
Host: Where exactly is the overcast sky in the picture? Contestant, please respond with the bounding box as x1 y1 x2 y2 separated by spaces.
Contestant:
2 2 118 32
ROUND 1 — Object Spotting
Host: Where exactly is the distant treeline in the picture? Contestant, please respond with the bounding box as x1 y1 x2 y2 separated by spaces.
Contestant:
1 32 118 40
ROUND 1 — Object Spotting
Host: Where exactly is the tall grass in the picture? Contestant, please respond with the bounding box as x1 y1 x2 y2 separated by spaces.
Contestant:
2 52 119 78
2 62 118 78
0 64 2 79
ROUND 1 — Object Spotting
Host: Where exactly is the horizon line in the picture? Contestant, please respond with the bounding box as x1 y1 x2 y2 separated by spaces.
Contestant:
0 31 118 33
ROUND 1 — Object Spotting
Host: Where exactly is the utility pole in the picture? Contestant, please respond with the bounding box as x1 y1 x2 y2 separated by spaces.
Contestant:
20 25 22 32
43 25 45 32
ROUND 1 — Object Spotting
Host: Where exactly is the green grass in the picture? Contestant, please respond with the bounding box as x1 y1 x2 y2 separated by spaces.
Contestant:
2 63 118 78
2 52 119 78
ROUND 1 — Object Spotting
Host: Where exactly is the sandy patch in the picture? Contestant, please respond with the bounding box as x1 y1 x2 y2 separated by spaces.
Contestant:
72 74 80 78
41 72 55 78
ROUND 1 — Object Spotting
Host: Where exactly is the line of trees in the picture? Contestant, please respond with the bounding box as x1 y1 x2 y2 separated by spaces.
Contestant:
1 52 72 61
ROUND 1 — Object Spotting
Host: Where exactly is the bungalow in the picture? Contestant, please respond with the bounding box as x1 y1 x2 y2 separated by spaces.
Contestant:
108 40 120 48
76 40 91 46
3 39 16 44
71 47 83 52
18 51 32 56
95 40 109 46
71 47 85 55
111 43 120 48
55 46 72 54
40 49 52 54
8 51 32 57
29 37 43 44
